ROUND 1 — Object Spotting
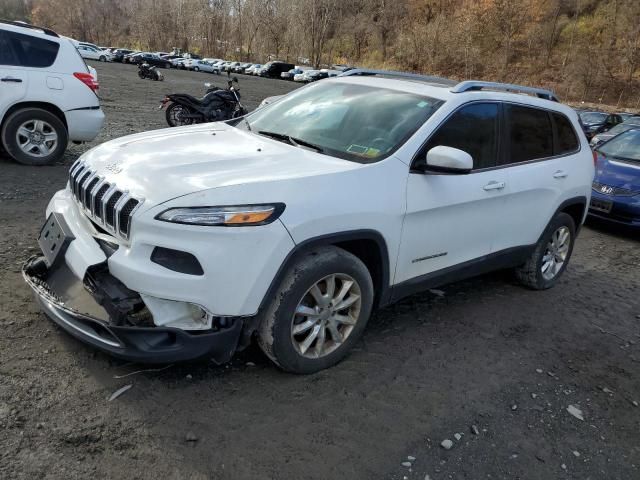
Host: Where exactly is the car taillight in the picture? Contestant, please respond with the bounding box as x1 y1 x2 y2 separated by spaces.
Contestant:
592 149 598 166
73 72 99 92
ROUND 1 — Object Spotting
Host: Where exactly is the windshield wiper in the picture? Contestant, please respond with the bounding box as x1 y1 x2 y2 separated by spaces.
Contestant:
257 130 324 153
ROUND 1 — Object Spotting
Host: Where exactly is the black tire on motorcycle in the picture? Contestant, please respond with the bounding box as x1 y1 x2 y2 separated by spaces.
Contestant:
138 71 145 79
165 103 195 127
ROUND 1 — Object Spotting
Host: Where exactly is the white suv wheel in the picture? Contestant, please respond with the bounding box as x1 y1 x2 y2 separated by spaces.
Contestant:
258 246 374 373
1 108 68 165
16 119 58 157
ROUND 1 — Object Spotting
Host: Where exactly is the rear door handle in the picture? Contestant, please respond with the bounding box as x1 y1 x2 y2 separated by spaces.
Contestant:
483 181 506 191
1 77 22 83
553 170 568 179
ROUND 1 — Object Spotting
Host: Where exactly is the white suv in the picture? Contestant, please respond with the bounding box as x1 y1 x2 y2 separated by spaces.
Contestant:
0 21 105 165
23 70 593 373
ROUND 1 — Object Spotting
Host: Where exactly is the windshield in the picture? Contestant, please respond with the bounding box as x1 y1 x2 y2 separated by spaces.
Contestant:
597 129 640 162
579 112 607 124
243 81 443 163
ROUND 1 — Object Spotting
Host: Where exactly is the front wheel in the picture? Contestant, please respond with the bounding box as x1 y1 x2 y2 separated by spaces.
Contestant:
193 67 199 72
99 55 106 62
257 246 374 374
137 71 145 79
515 212 576 290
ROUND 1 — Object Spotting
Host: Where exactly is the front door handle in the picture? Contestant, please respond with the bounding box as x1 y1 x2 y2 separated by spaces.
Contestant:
553 170 568 179
1 77 22 83
483 181 505 191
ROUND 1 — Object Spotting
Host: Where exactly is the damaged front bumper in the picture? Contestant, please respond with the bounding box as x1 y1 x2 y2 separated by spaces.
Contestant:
22 256 242 364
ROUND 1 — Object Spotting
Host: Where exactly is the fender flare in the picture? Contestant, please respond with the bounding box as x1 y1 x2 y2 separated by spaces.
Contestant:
238 229 392 349
549 196 588 237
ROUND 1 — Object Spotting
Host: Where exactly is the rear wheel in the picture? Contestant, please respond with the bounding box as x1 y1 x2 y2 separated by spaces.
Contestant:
257 246 374 374
165 103 195 127
1 108 67 165
515 212 576 290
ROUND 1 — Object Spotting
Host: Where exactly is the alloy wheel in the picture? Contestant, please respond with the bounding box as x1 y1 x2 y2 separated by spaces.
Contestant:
291 274 362 359
541 226 570 280
16 120 58 157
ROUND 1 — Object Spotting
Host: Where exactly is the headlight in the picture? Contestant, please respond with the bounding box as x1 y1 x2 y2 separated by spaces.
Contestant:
156 203 285 226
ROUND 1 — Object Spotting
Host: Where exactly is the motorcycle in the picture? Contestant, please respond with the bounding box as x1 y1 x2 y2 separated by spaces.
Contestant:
159 77 246 127
138 62 163 81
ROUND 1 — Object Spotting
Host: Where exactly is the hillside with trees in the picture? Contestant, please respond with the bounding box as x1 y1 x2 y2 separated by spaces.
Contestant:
3 0 640 108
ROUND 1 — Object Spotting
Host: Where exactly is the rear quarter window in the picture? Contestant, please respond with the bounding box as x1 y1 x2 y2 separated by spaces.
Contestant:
552 113 579 154
3 30 59 68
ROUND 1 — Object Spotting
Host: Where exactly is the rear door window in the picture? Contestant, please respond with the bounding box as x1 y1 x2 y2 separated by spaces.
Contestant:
4 30 59 68
552 113 579 155
505 104 553 163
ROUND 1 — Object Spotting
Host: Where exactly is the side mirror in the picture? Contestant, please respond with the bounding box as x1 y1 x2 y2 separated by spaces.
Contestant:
424 146 473 173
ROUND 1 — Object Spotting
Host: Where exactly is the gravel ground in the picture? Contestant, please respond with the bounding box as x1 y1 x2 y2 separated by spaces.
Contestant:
1 62 639 480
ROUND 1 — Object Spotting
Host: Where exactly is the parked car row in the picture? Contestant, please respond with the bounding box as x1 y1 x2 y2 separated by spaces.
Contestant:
568 108 640 229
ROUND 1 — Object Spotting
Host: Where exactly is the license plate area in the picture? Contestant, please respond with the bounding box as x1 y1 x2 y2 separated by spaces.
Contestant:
38 212 75 267
589 198 613 214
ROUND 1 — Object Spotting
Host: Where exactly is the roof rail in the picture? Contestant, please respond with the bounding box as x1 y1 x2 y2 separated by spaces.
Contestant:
338 68 456 87
0 19 59 38
451 80 559 102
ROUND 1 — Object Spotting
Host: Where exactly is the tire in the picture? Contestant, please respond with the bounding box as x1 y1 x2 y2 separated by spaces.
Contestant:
257 246 374 374
1 108 68 166
99 55 106 62
193 67 199 72
165 103 194 127
515 212 576 290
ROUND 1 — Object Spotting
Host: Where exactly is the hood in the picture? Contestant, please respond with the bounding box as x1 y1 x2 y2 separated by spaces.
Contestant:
77 123 361 209
594 152 640 192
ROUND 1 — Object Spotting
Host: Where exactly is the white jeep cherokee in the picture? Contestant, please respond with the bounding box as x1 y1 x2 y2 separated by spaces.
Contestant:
23 70 594 373
0 21 104 165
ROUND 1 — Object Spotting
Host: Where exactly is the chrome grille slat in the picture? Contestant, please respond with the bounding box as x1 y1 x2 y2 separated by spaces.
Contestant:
67 162 142 240
90 179 108 217
113 192 130 235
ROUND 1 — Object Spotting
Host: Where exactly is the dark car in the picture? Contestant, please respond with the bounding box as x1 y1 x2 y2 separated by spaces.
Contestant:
260 61 295 78
133 53 172 68
305 69 330 82
112 48 134 62
578 111 623 140
589 128 640 228
123 51 143 63
590 116 640 147
233 62 252 73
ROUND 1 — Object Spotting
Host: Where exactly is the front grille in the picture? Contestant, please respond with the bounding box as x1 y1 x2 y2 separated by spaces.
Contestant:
68 161 143 240
592 181 638 197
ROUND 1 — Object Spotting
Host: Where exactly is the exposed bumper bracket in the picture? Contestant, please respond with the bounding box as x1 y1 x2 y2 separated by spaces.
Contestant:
22 256 243 364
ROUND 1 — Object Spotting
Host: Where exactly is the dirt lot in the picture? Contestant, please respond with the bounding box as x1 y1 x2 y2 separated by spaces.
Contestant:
1 62 639 480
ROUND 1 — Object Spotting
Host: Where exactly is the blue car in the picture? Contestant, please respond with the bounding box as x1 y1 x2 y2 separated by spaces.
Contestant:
589 128 640 228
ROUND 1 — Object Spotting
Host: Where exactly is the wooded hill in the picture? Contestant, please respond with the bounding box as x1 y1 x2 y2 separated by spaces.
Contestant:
3 0 640 108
